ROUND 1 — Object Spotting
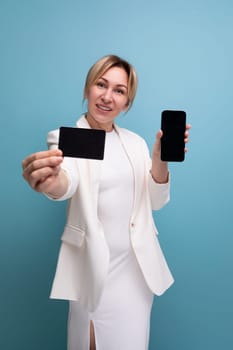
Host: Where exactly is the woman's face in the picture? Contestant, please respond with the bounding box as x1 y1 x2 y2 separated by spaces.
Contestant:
86 66 129 131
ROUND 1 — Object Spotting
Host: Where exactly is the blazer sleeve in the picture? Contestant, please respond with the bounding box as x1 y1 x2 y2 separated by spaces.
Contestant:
141 138 170 210
45 129 79 201
148 173 170 210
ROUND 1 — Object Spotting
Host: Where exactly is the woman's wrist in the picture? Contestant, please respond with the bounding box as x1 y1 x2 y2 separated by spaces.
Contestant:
151 158 169 184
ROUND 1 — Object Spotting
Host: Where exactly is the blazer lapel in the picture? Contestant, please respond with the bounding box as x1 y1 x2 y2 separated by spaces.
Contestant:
114 124 142 214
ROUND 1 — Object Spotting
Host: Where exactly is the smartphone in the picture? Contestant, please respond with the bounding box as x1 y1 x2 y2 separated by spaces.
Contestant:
161 110 186 162
58 127 106 160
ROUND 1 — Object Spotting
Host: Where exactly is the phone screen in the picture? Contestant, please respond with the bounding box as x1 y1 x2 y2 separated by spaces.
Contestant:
161 110 186 162
58 127 106 160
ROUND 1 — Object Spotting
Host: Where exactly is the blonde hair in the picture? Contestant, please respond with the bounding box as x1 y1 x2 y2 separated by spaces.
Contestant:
83 55 138 109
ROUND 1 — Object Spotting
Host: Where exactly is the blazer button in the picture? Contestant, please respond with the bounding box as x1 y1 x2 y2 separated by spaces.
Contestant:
131 222 135 228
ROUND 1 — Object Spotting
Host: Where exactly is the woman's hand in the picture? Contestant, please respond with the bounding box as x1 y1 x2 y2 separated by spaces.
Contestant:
151 124 191 183
22 149 68 198
184 124 191 152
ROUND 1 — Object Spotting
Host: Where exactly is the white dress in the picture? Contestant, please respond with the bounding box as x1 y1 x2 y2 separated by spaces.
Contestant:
67 129 154 350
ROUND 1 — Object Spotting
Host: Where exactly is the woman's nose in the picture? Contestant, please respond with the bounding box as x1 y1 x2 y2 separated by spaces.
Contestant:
101 88 112 102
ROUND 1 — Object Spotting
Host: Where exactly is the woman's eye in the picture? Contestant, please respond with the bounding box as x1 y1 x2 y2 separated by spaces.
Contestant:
115 89 125 95
96 81 106 88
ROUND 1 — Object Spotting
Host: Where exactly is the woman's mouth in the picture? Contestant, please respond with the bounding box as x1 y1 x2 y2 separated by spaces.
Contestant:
96 104 112 112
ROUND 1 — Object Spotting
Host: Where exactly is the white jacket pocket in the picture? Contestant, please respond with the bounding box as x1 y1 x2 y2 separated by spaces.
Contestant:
61 224 85 247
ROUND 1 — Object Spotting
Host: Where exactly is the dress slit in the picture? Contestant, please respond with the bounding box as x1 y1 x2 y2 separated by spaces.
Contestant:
89 320 96 350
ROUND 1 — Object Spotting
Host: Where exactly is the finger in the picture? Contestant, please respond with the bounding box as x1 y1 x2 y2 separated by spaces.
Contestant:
35 165 61 192
23 155 63 178
35 175 58 193
22 155 63 188
152 130 163 158
154 130 162 147
26 164 61 190
184 128 190 144
22 149 62 170
157 129 163 139
154 130 163 146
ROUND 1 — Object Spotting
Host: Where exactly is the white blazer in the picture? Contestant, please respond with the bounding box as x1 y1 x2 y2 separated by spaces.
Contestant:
47 115 174 312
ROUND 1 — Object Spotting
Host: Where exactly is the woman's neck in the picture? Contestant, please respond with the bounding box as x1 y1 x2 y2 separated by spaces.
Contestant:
85 113 114 132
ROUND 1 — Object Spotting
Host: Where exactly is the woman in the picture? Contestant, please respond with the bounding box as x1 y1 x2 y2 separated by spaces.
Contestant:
22 54 190 350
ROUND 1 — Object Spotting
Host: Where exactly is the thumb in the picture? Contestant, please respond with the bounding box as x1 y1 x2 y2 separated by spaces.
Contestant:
153 129 163 153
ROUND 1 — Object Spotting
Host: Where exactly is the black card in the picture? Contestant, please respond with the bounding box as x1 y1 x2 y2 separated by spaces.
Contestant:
58 127 106 160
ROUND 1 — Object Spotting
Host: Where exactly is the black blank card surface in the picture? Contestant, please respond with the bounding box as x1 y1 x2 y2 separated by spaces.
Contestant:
58 127 106 160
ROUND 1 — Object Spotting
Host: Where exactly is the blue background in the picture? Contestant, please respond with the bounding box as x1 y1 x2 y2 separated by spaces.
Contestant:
1 0 233 349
